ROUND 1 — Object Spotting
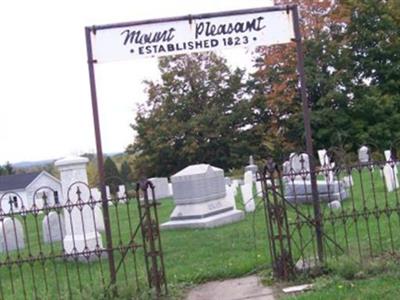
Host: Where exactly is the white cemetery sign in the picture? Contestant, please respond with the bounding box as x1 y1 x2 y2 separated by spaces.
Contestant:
92 9 294 62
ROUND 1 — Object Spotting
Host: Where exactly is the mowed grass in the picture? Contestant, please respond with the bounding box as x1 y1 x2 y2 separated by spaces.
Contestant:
1 166 400 299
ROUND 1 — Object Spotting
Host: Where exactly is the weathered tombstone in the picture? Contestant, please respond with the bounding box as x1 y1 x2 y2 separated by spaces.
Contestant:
317 149 334 183
383 150 399 192
161 164 244 229
290 153 311 180
89 188 105 231
358 146 369 164
94 206 105 232
328 200 341 210
225 177 232 186
241 183 256 212
116 185 127 202
225 184 237 210
168 183 173 196
244 171 253 186
43 211 66 243
255 181 262 196
0 217 25 252
149 177 171 200
55 157 103 257
244 155 258 179
342 175 354 188
284 153 347 203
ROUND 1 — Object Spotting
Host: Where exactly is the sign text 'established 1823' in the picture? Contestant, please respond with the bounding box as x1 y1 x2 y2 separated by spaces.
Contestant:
92 9 294 62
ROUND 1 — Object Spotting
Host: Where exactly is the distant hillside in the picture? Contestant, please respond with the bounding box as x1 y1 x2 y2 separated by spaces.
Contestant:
13 159 57 169
12 152 123 170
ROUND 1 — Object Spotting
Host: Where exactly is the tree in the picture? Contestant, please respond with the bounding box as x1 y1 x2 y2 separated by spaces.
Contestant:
253 0 400 159
4 162 14 175
120 161 133 185
128 52 254 176
104 157 121 194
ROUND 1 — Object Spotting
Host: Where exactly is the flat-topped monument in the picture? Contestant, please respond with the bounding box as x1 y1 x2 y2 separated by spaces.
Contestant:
161 164 244 229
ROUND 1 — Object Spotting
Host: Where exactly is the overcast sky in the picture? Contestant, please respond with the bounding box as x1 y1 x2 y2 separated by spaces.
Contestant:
0 0 273 163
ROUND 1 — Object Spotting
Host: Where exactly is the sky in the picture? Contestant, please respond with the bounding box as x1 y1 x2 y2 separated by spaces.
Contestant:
0 0 273 164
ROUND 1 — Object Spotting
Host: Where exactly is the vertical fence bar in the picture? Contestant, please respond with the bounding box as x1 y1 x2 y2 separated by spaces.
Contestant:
291 5 324 264
84 26 117 288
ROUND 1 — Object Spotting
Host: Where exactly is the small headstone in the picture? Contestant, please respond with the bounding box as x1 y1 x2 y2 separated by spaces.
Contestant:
168 183 173 196
342 175 354 188
328 200 341 209
149 177 171 200
43 211 66 243
225 177 232 186
0 218 25 252
317 149 330 167
383 150 399 192
255 181 262 196
289 153 310 180
244 155 258 178
244 171 253 185
241 183 255 212
94 206 105 232
226 184 237 209
358 146 369 163
117 185 127 202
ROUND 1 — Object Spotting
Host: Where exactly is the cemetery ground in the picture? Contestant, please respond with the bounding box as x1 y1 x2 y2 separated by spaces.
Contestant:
2 167 400 299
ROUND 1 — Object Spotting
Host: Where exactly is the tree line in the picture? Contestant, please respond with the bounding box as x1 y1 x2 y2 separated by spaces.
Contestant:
127 0 400 177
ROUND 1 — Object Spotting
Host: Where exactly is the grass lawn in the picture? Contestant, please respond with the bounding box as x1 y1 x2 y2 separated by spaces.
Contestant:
1 167 400 299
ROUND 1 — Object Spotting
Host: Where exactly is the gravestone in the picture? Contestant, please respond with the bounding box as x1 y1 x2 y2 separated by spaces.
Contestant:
149 177 171 200
117 185 127 202
317 149 334 183
284 153 347 203
358 146 369 164
89 188 105 232
255 181 262 196
161 164 244 229
244 171 253 185
0 217 25 252
328 200 341 210
43 211 66 243
383 150 399 192
244 155 258 179
240 183 255 212
225 184 237 210
55 157 103 257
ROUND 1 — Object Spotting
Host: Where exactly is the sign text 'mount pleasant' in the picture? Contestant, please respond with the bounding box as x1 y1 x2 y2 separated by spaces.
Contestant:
92 10 294 63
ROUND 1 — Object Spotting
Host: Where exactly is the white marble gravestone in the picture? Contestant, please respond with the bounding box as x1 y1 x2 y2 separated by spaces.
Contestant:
0 217 24 252
383 150 399 192
89 188 105 232
43 211 65 243
244 155 258 179
149 177 171 200
358 146 369 164
284 153 347 203
161 164 244 229
55 157 103 256
240 183 256 212
318 149 334 183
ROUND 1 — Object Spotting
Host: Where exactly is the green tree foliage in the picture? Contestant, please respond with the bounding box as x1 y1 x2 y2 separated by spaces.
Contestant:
104 157 120 194
128 53 254 177
120 161 133 185
253 0 400 158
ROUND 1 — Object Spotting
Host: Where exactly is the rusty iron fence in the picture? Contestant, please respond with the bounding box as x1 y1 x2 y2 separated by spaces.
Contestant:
0 179 166 299
260 149 400 279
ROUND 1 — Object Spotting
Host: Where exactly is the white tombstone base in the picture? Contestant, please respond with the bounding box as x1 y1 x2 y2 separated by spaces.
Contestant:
63 232 103 257
161 196 244 230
